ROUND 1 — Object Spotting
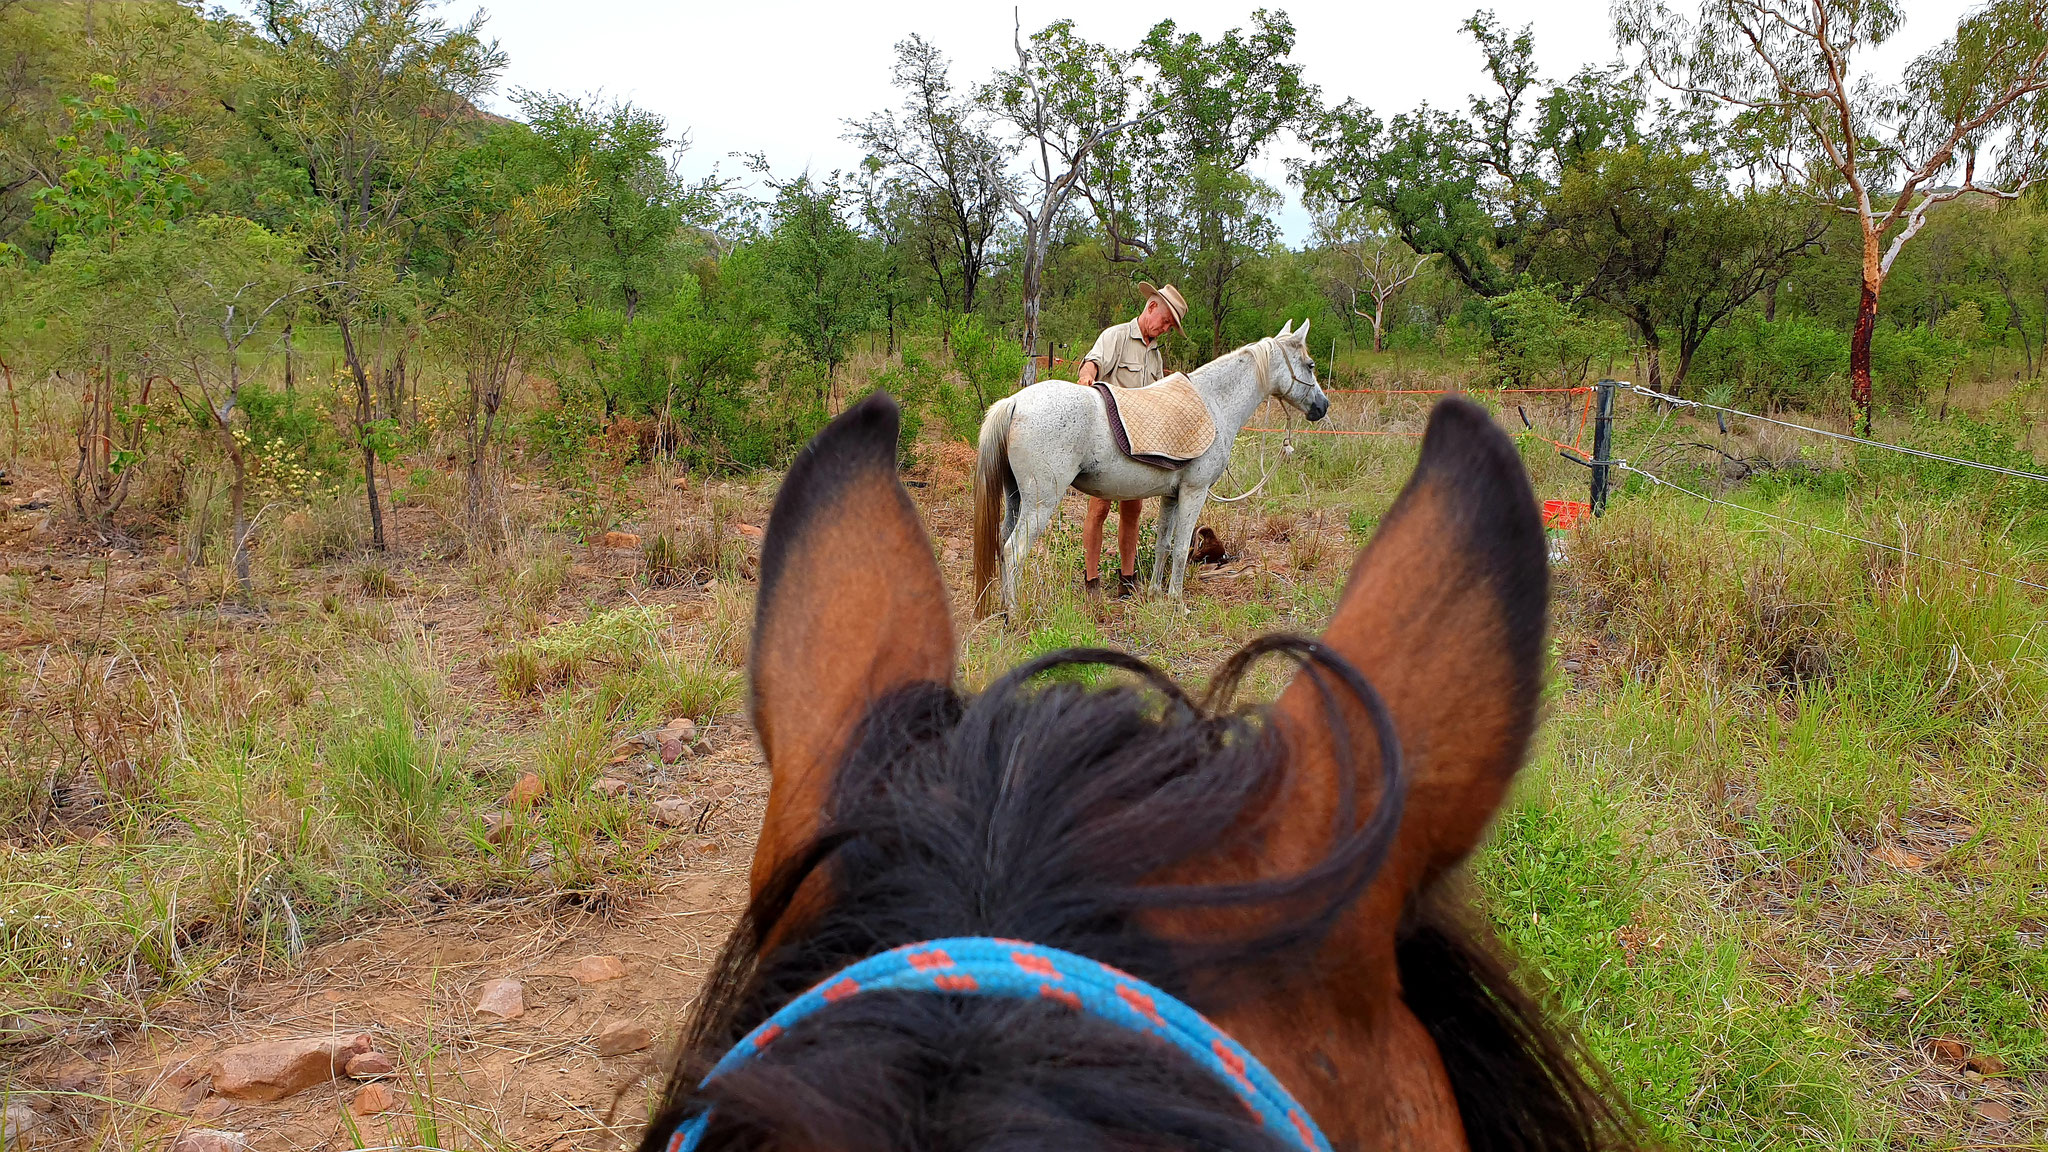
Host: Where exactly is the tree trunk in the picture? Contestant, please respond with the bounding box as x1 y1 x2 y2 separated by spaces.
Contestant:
282 323 294 394
1641 326 1663 394
1674 336 1700 394
1850 280 1879 435
338 319 388 550
1763 278 1778 323
1371 293 1387 353
1017 222 1044 389
229 445 251 595
2 356 18 462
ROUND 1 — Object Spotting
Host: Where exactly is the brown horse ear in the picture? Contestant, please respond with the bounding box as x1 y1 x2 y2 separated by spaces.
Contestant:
1274 397 1548 905
747 392 956 894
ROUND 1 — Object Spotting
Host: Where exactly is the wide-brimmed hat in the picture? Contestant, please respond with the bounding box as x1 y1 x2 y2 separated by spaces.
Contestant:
1139 282 1187 331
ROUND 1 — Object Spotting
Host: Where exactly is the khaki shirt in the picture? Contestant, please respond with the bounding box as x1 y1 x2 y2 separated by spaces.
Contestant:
1081 318 1164 389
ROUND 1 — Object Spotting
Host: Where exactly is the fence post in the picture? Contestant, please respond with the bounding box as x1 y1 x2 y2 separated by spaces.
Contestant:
1590 378 1619 516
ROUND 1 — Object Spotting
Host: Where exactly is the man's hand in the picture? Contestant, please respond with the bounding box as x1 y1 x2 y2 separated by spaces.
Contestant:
1077 360 1099 386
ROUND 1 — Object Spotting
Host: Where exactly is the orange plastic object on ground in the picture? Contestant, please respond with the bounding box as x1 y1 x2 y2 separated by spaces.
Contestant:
1542 499 1592 530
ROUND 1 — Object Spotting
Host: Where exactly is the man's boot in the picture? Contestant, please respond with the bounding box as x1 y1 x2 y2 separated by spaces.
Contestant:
1085 575 1102 597
1116 571 1137 599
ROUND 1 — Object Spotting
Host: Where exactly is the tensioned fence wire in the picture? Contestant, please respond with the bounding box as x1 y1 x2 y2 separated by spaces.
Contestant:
1624 383 2048 485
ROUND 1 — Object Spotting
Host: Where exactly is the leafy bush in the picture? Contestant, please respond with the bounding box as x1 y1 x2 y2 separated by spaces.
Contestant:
1487 287 1626 389
1689 316 1847 410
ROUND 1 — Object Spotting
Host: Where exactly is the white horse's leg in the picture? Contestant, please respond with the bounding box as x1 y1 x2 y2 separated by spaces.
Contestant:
1164 487 1210 600
1002 481 1060 616
1150 491 1179 594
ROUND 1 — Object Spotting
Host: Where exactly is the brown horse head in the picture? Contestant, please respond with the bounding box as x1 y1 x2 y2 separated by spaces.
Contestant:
642 392 1630 1152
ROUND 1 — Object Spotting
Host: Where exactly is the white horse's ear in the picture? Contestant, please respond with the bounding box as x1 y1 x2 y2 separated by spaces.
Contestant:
1278 319 1294 337
1296 317 1312 345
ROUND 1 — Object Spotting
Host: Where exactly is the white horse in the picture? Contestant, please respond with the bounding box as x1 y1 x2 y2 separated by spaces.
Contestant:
973 319 1329 616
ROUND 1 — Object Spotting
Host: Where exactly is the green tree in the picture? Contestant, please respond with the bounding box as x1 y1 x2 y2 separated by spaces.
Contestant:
983 18 1143 385
1298 12 1642 298
1139 10 1313 356
757 167 881 386
847 35 1008 316
1618 0 2048 431
29 75 197 524
1535 145 1822 391
435 178 584 544
122 215 309 593
1491 285 1628 388
251 0 505 549
515 92 724 320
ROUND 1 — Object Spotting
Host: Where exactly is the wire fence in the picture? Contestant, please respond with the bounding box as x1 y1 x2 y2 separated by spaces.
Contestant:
1225 374 2048 594
1615 459 2048 592
1623 383 2048 485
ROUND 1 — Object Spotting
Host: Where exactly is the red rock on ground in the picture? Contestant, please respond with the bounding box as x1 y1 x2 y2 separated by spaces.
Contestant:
571 954 626 984
343 1049 395 1077
474 978 525 1020
351 1082 396 1116
601 531 642 549
208 1034 373 1102
596 1019 652 1056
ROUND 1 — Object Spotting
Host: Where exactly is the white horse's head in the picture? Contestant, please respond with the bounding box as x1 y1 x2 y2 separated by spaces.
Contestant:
1266 319 1330 422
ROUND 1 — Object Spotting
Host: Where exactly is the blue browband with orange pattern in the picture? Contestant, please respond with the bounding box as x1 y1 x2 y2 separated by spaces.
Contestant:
663 936 1332 1152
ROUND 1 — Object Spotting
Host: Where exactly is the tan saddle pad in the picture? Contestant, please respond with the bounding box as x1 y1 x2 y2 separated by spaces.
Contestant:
1092 373 1216 467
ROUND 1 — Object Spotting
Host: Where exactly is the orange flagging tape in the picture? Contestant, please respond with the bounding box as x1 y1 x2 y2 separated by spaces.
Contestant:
1241 427 1426 438
1326 386 1594 396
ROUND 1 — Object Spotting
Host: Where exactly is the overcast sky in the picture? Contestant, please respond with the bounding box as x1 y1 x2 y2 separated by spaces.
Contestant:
440 0 1976 242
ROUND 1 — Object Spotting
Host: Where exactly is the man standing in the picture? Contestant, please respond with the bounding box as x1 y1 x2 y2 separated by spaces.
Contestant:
1076 282 1187 596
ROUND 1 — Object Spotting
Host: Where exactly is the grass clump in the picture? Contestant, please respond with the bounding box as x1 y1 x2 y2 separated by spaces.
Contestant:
494 605 670 697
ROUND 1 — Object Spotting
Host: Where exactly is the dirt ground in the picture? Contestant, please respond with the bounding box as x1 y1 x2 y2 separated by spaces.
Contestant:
1 433 1338 1152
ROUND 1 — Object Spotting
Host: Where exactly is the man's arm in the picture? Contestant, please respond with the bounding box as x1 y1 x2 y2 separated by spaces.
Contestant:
1077 359 1099 386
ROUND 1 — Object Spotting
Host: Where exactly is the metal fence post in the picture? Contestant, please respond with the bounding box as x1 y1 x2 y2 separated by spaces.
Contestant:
1590 378 1619 516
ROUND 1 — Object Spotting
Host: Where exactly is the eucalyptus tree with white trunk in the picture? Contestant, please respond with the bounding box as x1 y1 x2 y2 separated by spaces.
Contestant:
1617 0 2048 432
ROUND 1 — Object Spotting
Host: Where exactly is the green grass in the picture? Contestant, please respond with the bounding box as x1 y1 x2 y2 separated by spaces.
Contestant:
978 407 2048 1147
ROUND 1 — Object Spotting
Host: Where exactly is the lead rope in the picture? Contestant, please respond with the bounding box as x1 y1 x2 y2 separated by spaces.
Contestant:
1214 344 1294 504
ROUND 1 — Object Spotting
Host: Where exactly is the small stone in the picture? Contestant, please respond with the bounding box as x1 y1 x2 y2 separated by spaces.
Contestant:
475 978 525 1020
192 1098 231 1121
650 798 693 827
658 738 686 763
734 522 763 540
595 1019 652 1056
505 772 544 809
571 955 627 984
591 777 630 798
1889 986 1914 1001
1974 1099 2014 1124
343 1049 395 1077
1967 1053 2007 1076
210 1034 373 1102
3 1101 37 1142
660 717 698 742
1928 1037 1970 1062
601 531 641 549
170 1128 249 1152
351 1082 395 1116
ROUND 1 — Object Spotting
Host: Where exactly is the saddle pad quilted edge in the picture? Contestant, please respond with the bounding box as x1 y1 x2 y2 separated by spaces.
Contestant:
1092 374 1216 467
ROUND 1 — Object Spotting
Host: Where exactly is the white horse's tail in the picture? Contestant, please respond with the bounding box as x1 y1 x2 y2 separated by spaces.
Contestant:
972 396 1017 618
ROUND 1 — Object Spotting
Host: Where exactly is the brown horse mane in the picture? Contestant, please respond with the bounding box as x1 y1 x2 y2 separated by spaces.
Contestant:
638 641 1633 1152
